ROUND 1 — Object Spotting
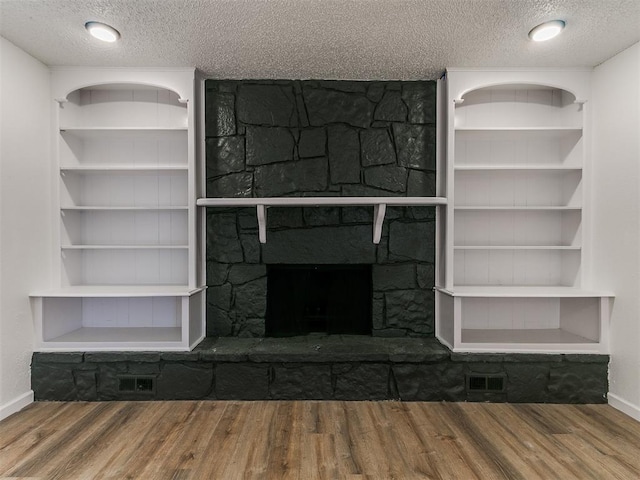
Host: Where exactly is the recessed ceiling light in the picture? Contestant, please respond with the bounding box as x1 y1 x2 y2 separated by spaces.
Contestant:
528 20 565 42
85 21 120 43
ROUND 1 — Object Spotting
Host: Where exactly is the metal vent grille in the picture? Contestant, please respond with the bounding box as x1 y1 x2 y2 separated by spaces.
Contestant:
466 374 505 392
118 375 156 393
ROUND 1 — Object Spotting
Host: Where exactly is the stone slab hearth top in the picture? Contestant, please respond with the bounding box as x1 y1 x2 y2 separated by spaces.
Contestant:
194 335 450 363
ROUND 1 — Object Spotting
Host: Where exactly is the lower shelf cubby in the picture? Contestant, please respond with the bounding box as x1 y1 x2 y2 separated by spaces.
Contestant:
436 287 612 353
31 286 206 351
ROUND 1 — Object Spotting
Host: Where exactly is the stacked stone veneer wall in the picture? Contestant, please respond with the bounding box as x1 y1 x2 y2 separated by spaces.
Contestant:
205 80 437 337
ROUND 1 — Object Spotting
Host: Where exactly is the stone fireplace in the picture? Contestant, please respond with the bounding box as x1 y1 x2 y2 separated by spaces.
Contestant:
205 79 437 338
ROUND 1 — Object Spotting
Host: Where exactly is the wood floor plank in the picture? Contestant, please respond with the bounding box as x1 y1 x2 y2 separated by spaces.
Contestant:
2 401 640 480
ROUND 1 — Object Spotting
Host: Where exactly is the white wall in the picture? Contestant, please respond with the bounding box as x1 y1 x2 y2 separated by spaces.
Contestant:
0 37 52 420
592 42 640 421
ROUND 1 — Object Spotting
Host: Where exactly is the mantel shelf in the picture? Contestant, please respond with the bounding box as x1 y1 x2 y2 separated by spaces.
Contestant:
196 196 447 244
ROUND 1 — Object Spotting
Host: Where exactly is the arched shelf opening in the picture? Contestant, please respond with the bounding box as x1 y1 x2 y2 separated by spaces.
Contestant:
57 82 188 130
454 83 583 130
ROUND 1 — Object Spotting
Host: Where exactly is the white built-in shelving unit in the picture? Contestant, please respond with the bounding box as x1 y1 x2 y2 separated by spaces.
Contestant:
31 68 205 351
436 69 613 353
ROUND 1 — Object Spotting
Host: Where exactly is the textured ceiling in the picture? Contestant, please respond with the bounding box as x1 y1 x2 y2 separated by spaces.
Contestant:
0 0 638 80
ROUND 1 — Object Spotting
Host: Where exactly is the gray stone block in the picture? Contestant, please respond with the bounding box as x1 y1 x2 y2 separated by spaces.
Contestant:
73 369 98 401
393 124 436 171
393 363 465 401
548 364 608 403
385 289 434 335
234 277 267 318
32 352 84 364
315 81 367 93
389 221 435 262
160 351 201 362
367 83 385 102
206 263 229 286
303 206 340 226
240 234 261 263
374 91 407 122
237 84 296 126
341 206 371 224
304 86 373 128
341 185 397 197
246 126 295 166
372 264 416 291
299 128 326 158
238 210 258 230
372 328 408 337
402 82 436 125
228 264 266 285
206 213 243 263
407 170 436 196
270 364 333 399
208 283 232 311
385 338 450 363
333 364 390 400
96 363 128 400
505 364 550 403
267 207 304 228
85 352 161 363
364 165 408 192
157 363 214 400
417 264 435 289
254 157 328 196
360 129 396 166
199 337 262 362
206 137 245 178
372 295 385 329
207 172 253 198
32 364 78 401
262 225 376 264
205 92 236 137
450 353 506 363
216 363 269 399
562 354 610 364
207 305 233 337
235 318 265 337
328 125 360 184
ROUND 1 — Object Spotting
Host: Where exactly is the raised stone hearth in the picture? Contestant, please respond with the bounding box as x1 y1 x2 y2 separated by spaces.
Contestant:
31 337 608 403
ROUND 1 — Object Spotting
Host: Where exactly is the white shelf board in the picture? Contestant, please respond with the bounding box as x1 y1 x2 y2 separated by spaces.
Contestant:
454 127 582 133
43 327 181 344
61 206 188 211
197 196 446 244
60 165 188 174
196 196 447 207
454 245 581 250
61 245 188 250
436 286 614 298
31 285 205 298
454 165 582 172
461 328 596 344
455 206 581 211
60 127 187 138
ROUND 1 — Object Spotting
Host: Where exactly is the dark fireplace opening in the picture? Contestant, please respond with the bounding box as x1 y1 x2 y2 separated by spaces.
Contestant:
266 264 372 337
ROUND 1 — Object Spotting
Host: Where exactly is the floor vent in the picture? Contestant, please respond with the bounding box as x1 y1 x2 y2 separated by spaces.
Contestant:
466 374 505 392
118 375 156 394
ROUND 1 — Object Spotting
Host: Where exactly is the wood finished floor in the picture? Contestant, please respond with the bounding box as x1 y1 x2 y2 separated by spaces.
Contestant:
1 401 639 480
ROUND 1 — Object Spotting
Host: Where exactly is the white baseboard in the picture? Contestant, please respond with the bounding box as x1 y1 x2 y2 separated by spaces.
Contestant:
608 392 640 422
0 390 34 421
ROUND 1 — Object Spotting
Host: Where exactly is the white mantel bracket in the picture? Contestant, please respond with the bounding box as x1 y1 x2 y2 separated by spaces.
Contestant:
197 196 447 244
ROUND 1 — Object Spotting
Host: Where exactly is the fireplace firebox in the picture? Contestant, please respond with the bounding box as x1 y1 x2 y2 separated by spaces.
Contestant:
266 265 372 337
